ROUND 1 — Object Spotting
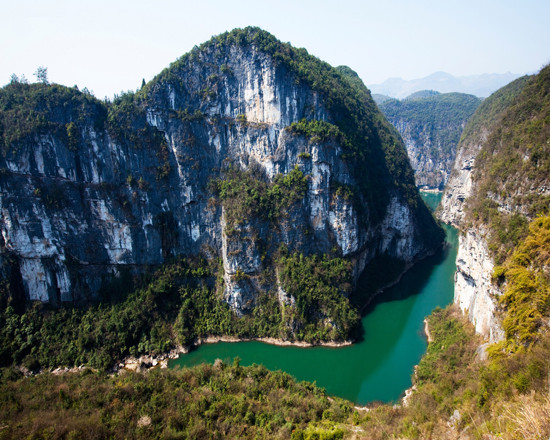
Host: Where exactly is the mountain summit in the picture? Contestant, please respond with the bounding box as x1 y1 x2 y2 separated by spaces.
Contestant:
0 27 442 343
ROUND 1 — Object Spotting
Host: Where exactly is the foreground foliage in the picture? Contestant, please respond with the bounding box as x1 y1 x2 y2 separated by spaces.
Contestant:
4 305 550 439
0 361 351 439
494 215 550 348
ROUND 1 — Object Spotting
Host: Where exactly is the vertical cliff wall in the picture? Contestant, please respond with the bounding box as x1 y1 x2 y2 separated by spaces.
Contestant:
378 92 480 190
0 28 443 314
439 72 546 342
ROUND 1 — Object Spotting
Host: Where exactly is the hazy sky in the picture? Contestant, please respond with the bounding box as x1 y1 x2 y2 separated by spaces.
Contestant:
2 0 549 99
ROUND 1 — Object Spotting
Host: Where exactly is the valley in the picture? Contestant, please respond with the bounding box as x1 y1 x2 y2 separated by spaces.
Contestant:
0 25 549 440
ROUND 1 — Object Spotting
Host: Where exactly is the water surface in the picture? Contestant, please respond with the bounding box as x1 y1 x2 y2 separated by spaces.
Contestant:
170 193 456 404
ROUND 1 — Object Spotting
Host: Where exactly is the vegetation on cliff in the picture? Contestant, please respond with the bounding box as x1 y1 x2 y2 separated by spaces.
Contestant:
0 247 360 372
4 302 550 439
378 91 481 189
493 215 550 349
408 64 550 439
145 27 433 224
353 306 550 439
0 27 451 439
0 81 107 155
466 67 550 264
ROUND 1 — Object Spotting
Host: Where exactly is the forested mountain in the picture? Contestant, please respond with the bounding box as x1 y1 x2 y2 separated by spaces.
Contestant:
378 91 481 189
2 26 547 440
0 27 442 371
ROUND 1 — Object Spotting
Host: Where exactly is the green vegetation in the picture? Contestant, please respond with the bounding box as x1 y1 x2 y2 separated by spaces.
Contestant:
0 79 169 171
0 81 106 155
0 362 353 439
210 164 308 226
5 303 550 439
287 118 352 149
107 91 169 153
378 91 481 188
0 258 211 371
278 251 360 342
380 92 480 131
403 90 441 100
493 215 550 349
351 306 550 439
466 66 550 264
460 75 531 148
0 246 361 373
146 27 426 224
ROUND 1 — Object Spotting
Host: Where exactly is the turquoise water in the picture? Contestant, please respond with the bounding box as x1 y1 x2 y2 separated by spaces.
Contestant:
170 193 457 404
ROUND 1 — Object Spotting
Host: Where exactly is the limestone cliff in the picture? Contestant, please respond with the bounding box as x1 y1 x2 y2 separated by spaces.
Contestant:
454 229 504 343
439 72 545 342
0 28 442 316
378 92 480 190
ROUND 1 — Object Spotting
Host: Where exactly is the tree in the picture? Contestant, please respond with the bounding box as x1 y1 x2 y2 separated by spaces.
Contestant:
34 66 48 84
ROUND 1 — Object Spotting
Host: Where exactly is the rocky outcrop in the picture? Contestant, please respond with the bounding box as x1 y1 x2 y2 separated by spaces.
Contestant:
441 128 505 342
0 28 441 313
392 118 457 189
454 229 504 343
439 76 534 342
438 129 486 226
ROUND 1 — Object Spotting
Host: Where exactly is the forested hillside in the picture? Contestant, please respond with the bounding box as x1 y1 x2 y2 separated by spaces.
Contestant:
378 91 481 189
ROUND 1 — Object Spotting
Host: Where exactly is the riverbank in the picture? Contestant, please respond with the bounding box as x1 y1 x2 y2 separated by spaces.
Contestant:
118 336 353 372
419 188 443 193
424 318 433 343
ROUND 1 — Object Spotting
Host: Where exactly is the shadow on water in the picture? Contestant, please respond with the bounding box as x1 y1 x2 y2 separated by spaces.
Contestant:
363 237 452 315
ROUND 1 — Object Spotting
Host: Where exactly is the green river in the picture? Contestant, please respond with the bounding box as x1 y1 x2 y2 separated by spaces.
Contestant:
170 192 457 405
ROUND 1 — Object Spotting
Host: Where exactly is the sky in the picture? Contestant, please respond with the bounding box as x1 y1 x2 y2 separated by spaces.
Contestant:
2 0 549 100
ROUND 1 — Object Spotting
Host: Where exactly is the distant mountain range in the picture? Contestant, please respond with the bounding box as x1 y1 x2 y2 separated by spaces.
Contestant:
368 71 523 99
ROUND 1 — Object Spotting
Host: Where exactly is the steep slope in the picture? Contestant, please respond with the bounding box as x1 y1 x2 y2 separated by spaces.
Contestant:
0 28 442 349
378 92 481 189
440 67 549 343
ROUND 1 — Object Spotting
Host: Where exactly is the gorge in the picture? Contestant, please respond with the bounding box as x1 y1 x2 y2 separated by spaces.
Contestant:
169 192 458 405
1 25 550 440
0 28 442 349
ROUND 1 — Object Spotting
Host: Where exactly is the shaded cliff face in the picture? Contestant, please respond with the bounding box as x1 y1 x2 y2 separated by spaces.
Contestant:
378 92 481 190
439 68 550 344
0 28 442 314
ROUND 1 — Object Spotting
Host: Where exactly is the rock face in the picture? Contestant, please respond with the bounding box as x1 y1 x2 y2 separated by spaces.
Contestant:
0 28 442 311
378 92 481 190
438 129 485 226
439 123 504 341
454 229 504 343
439 75 533 342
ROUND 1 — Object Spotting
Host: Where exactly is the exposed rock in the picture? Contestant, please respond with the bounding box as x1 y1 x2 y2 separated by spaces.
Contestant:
378 92 480 190
439 75 533 341
454 229 504 343
0 28 441 315
439 129 486 226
